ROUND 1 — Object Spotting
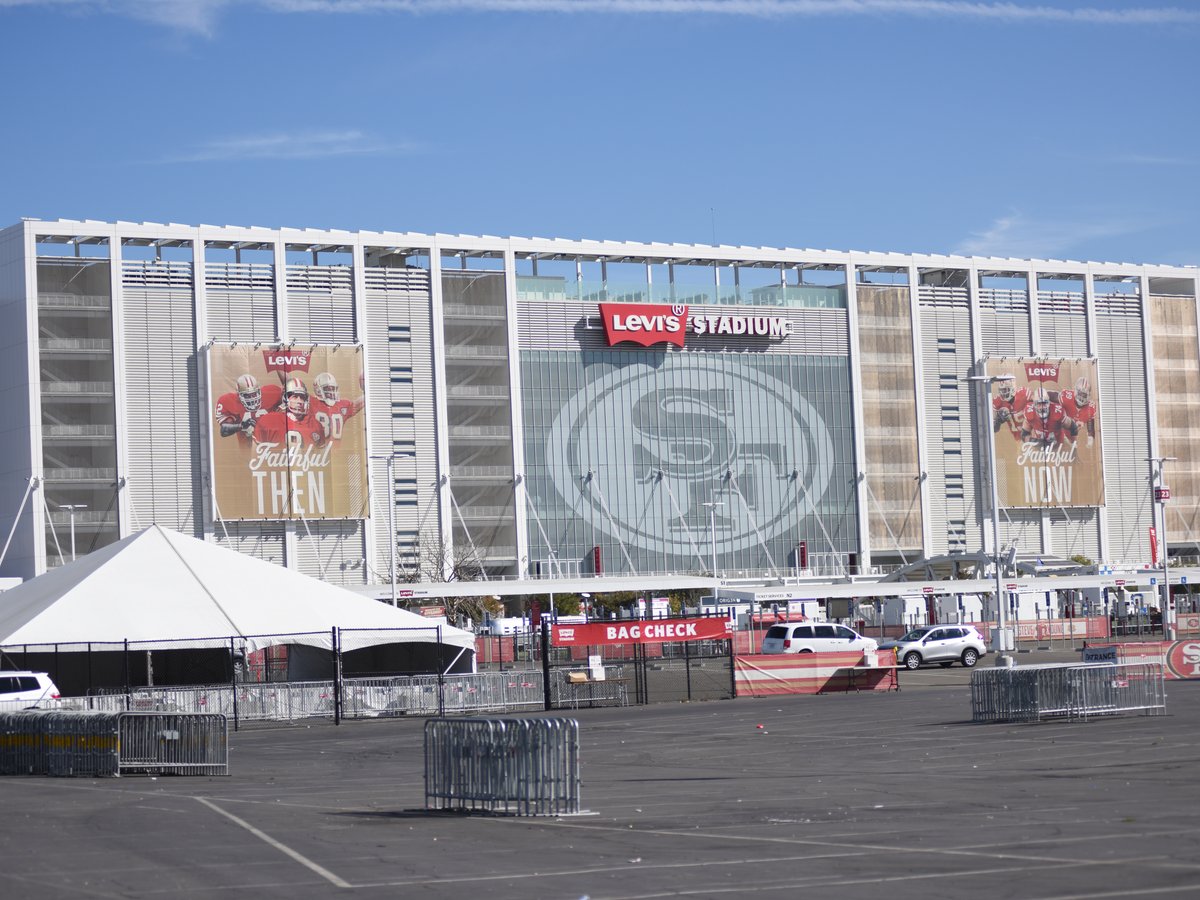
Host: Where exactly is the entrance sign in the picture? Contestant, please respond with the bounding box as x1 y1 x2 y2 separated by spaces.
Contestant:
598 303 791 348
552 617 731 647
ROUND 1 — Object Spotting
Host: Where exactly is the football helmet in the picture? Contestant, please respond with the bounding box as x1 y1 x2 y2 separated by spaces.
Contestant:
313 372 339 403
1074 376 1091 406
997 376 1015 402
284 378 310 417
1033 386 1051 419
236 374 261 411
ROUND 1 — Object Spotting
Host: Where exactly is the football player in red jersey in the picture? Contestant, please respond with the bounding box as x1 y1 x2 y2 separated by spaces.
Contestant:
1021 387 1078 447
215 374 283 447
1057 377 1097 447
253 378 327 449
991 376 1028 439
310 372 365 442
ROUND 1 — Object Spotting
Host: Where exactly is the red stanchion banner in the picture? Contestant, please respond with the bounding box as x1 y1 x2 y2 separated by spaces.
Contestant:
552 617 731 647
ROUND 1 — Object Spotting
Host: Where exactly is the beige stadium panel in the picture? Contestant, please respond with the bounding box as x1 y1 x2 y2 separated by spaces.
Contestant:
856 285 922 552
1150 295 1200 544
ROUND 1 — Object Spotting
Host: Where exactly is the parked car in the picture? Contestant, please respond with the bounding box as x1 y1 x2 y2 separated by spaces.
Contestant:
880 625 988 669
761 623 878 655
0 671 62 710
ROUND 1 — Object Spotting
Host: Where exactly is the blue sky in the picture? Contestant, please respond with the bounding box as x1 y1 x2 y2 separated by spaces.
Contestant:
1 1 1198 266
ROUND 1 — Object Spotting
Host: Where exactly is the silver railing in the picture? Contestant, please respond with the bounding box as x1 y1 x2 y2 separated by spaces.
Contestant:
971 663 1166 723
84 671 550 723
424 717 581 816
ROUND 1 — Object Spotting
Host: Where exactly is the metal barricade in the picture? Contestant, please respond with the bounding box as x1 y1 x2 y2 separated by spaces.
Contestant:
117 713 228 776
424 717 580 816
971 663 1166 723
0 711 227 776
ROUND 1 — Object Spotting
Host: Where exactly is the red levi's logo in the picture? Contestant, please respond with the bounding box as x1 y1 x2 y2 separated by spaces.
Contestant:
263 351 312 373
1025 362 1060 383
599 303 688 348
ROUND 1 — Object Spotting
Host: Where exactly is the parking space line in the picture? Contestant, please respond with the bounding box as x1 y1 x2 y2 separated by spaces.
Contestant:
195 797 352 889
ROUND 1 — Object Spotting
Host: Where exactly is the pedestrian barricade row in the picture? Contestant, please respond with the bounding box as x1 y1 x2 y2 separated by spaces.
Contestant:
83 671 549 724
0 711 228 776
424 717 581 816
971 663 1166 723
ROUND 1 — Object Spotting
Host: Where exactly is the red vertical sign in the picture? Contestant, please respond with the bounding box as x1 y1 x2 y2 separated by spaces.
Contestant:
1149 526 1158 565
593 545 602 575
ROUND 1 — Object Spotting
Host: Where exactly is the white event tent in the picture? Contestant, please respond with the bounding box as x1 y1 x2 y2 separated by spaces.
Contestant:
0 524 475 658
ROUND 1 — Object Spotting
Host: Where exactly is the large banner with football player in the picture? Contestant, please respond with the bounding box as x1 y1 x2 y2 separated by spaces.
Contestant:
985 357 1103 508
206 345 368 520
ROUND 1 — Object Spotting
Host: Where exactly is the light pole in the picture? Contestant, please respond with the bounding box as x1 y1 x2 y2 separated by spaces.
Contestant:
371 452 414 606
58 504 87 562
1148 456 1177 640
702 499 724 612
965 373 1013 661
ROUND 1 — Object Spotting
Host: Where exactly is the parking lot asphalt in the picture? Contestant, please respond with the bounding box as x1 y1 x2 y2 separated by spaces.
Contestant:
3 655 1199 900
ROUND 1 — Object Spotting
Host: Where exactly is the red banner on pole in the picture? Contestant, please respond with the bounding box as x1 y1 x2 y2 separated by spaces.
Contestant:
552 617 731 647
1150 525 1158 566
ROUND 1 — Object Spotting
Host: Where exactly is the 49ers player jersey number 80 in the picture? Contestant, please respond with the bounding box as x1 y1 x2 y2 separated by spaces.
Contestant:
206 345 369 520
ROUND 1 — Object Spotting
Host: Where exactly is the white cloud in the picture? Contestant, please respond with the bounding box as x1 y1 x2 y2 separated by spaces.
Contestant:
5 1 1200 35
954 212 1145 259
165 130 418 162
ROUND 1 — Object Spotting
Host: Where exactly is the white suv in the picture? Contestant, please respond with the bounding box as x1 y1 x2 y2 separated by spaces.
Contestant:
0 671 62 710
880 625 988 669
761 623 878 655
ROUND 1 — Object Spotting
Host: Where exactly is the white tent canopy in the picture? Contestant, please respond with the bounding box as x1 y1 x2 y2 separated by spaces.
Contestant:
0 525 475 656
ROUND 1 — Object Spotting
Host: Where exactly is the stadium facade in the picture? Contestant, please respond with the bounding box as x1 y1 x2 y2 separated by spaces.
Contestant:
0 217 1197 593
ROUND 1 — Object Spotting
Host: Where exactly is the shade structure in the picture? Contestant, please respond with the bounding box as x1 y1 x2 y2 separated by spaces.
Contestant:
0 524 474 656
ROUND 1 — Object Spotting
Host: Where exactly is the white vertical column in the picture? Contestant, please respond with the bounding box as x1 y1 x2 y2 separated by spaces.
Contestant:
429 245 454 578
25 223 46 574
273 237 289 342
352 238 374 585
274 236 297 567
108 227 132 539
1029 267 1050 555
907 264 933 557
844 261 871 573
1084 269 1107 562
504 247 529 577
1140 272 1163 561
192 234 216 540
966 264 991 555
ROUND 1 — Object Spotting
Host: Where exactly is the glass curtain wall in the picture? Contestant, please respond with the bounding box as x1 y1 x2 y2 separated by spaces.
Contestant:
522 349 858 576
37 256 120 564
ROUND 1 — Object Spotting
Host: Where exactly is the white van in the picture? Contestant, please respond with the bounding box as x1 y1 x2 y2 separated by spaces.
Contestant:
761 623 877 655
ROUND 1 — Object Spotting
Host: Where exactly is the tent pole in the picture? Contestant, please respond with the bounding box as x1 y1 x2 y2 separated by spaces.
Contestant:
0 476 38 570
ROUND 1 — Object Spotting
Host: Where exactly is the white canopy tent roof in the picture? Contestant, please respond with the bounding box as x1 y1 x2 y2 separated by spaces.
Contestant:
0 525 475 656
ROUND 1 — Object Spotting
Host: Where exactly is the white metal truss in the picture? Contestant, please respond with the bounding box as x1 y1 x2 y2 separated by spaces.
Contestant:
653 469 708 571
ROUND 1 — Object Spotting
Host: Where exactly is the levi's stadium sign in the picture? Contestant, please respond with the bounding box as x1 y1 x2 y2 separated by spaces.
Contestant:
598 303 792 348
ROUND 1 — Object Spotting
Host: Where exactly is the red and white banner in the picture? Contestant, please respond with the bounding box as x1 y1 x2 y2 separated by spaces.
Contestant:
1024 361 1060 383
599 303 688 348
1150 525 1159 565
552 617 731 647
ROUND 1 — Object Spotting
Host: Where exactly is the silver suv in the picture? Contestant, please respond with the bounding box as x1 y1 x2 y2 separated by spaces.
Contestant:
880 625 988 669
